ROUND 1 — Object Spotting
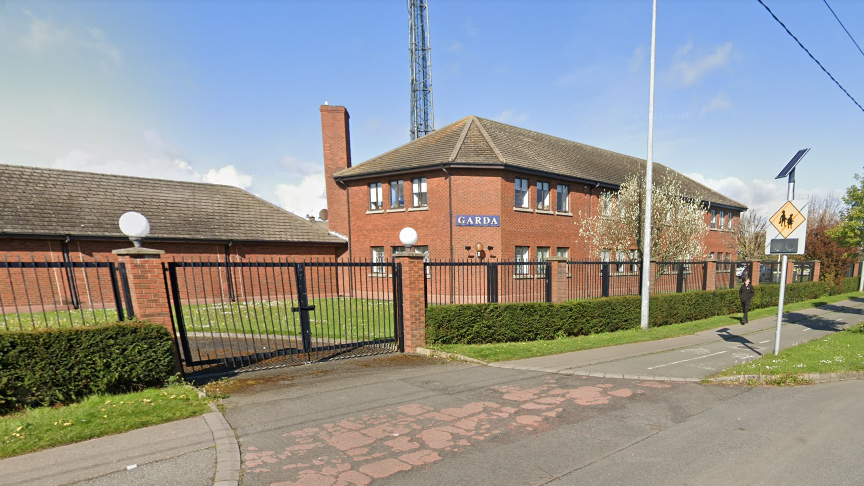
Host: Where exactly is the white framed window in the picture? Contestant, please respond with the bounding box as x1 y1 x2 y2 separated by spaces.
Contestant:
371 246 385 274
709 252 715 260
601 196 613 218
601 249 611 262
629 249 639 273
412 177 427 207
515 246 530 275
614 251 628 273
727 212 734 229
537 181 550 210
369 183 383 211
515 178 529 208
392 245 429 275
556 184 569 212
719 210 725 230
390 180 404 208
556 247 569 259
710 209 716 229
537 247 550 275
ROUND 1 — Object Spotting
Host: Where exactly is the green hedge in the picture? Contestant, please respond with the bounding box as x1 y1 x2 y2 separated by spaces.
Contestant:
0 323 175 414
426 281 828 345
841 277 860 294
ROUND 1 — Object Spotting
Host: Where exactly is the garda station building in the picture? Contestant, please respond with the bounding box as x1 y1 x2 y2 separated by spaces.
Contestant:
320 105 745 266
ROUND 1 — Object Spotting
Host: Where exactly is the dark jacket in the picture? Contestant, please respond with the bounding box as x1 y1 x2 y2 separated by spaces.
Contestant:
739 283 755 303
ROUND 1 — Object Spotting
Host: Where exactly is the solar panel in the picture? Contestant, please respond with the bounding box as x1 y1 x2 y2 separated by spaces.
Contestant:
775 148 810 179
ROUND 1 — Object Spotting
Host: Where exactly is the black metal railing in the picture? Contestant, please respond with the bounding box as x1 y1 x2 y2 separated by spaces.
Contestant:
166 258 401 373
793 261 815 283
425 260 550 305
0 258 132 331
759 261 782 284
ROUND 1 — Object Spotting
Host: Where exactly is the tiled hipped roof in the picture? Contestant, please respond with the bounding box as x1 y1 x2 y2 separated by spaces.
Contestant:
336 116 746 210
0 164 345 244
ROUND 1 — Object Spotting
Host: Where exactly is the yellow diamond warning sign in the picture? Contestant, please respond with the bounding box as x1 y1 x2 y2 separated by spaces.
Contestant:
770 201 805 238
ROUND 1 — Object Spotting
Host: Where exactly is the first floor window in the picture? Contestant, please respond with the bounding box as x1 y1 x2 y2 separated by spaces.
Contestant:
371 247 385 274
710 209 717 228
370 183 383 210
556 247 569 260
601 195 613 217
537 247 550 275
515 178 529 208
719 210 725 230
516 246 530 275
412 177 428 207
537 181 550 210
728 212 734 229
390 180 404 208
556 184 569 212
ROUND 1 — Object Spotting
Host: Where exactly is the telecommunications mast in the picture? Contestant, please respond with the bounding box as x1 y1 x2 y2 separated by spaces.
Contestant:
408 0 434 140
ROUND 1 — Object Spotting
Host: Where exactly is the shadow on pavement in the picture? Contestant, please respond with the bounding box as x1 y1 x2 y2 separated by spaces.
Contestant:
715 327 762 356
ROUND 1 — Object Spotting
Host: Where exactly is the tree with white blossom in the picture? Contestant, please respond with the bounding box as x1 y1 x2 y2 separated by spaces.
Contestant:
578 174 709 262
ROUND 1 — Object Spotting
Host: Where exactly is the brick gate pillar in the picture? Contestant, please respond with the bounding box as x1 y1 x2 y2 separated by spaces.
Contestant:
705 260 717 291
547 257 569 303
112 247 181 371
786 258 796 284
751 260 761 286
812 260 821 282
395 252 427 353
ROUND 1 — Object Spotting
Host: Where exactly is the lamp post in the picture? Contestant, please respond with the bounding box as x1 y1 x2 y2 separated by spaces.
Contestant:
118 211 151 248
399 227 418 251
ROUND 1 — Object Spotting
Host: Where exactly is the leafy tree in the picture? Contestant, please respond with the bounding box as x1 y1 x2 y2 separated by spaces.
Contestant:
830 174 864 255
737 210 767 260
805 194 855 290
578 174 709 262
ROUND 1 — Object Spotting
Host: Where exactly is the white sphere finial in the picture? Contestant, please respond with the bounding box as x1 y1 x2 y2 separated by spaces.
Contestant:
119 212 150 247
399 227 418 250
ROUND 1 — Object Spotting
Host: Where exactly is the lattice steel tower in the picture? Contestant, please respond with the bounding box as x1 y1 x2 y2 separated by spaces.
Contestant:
408 0 434 140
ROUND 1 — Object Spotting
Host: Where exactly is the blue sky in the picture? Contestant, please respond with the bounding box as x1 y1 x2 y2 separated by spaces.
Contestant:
1 0 863 220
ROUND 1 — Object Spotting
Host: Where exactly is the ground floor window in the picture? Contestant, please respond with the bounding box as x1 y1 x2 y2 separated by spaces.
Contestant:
515 246 530 275
537 247 550 275
556 247 569 260
371 246 385 274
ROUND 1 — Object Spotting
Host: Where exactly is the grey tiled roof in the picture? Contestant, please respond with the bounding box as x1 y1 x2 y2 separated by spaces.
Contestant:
0 164 346 244
336 116 746 209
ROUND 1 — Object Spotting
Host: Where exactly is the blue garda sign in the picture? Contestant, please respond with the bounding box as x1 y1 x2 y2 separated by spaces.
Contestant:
455 215 500 227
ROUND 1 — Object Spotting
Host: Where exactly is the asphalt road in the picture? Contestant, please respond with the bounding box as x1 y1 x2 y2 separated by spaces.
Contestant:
220 354 864 486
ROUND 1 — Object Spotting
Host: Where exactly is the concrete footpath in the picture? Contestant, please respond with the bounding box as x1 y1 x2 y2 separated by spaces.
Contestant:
1 297 862 485
491 297 864 381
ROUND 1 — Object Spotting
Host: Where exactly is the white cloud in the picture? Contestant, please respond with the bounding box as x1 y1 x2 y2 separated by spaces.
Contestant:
700 93 731 115
281 155 323 177
494 109 530 124
20 12 67 51
275 173 327 219
670 41 733 86
202 165 253 189
19 12 122 72
685 172 833 218
628 46 646 73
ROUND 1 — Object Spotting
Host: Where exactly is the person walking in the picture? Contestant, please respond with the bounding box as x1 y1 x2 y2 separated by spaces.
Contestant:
739 277 755 324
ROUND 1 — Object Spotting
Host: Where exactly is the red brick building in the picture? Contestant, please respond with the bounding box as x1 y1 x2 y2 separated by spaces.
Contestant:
321 105 744 266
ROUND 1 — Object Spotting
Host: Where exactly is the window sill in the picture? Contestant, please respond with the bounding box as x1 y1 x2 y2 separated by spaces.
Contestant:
535 209 553 215
556 211 573 217
366 209 384 215
408 206 429 212
386 208 406 213
514 207 532 213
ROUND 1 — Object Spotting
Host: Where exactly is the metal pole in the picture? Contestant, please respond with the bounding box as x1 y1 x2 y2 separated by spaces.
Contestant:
774 169 795 355
640 0 657 331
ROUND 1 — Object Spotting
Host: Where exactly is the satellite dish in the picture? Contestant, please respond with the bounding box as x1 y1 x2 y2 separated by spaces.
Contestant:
318 209 329 221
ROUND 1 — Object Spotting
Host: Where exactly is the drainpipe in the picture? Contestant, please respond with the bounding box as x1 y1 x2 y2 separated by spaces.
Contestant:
61 236 80 309
337 178 352 262
442 166 454 261
224 240 235 302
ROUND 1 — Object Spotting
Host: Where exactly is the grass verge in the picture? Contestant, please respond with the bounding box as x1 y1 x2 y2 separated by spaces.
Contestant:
431 292 863 363
0 384 212 459
714 321 864 379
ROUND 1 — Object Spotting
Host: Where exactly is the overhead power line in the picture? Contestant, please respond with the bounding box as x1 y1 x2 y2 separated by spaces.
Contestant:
756 0 864 115
822 0 864 62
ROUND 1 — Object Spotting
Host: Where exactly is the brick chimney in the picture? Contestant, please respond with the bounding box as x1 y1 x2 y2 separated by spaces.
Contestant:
320 105 351 248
